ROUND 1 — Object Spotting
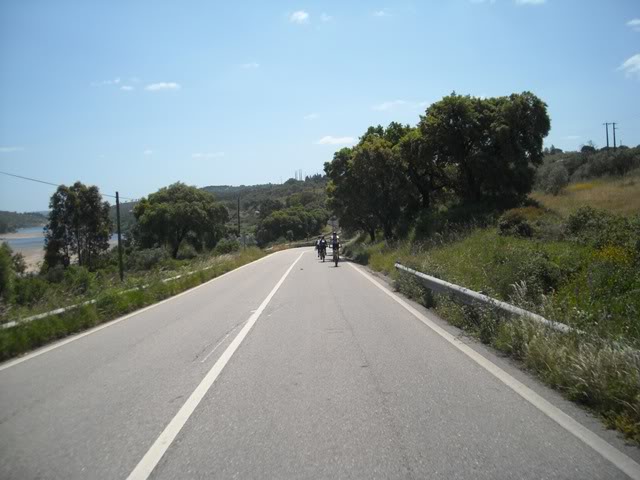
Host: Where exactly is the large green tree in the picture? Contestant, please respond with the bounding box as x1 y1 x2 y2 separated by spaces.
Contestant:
133 182 229 258
395 128 451 210
421 92 550 206
44 182 113 270
255 206 329 246
325 125 412 240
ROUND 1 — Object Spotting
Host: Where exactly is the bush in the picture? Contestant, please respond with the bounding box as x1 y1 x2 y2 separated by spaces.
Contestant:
125 247 169 271
13 276 50 306
545 164 569 195
212 238 240 256
63 266 95 295
0 243 14 300
176 243 198 260
565 207 640 251
44 264 65 283
498 210 533 238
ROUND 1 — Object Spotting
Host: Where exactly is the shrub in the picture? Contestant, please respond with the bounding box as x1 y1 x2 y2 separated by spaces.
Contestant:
0 243 14 300
125 247 169 271
498 210 533 238
176 243 198 260
44 264 65 283
13 276 50 306
566 207 640 251
63 266 95 295
213 238 240 256
544 164 569 195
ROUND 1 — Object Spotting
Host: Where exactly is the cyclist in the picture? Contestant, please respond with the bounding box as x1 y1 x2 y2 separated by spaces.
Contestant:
331 232 339 250
318 236 327 261
315 236 322 258
331 232 340 265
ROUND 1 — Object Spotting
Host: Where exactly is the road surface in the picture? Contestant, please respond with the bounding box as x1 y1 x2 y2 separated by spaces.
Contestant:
1 248 639 479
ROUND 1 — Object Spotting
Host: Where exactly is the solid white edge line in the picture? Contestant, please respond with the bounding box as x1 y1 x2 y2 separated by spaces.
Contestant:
348 262 640 480
126 251 305 480
0 250 282 372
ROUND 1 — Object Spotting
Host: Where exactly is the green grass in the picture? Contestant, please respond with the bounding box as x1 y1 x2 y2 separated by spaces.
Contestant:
345 202 640 442
0 248 264 361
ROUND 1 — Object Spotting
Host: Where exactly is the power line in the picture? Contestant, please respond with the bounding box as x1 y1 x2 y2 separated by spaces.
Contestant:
0 170 136 201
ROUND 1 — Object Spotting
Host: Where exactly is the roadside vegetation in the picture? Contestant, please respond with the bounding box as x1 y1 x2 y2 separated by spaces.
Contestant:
0 181 268 360
331 91 640 442
0 174 330 360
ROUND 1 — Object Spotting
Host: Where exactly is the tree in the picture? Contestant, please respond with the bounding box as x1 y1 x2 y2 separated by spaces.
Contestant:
133 182 229 258
255 206 329 246
258 199 284 219
421 92 550 206
325 129 411 241
44 182 113 270
325 148 379 241
395 128 451 209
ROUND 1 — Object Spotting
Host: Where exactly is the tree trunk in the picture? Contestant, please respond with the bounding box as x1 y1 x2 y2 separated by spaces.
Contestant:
368 229 376 242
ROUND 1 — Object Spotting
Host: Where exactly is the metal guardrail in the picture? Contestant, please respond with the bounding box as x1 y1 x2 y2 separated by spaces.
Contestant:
395 263 573 334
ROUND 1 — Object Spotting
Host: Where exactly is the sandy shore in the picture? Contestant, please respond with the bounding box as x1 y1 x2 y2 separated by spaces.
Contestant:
19 248 45 273
0 230 45 241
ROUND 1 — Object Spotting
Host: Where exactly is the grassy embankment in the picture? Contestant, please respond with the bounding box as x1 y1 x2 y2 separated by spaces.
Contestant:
345 173 640 442
0 248 264 361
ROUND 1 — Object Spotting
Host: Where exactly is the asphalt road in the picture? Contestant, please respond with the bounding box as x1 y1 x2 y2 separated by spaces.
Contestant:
1 248 640 479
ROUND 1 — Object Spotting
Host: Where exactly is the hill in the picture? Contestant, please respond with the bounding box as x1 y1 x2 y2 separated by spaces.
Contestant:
0 210 48 233
202 176 328 237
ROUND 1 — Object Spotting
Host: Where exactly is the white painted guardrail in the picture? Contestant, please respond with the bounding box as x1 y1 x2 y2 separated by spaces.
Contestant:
394 262 574 334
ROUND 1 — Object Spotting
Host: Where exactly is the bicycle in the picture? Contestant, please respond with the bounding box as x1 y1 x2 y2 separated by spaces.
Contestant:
333 244 339 267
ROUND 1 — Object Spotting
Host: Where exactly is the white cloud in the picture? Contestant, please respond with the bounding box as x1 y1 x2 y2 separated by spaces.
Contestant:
192 152 225 159
145 82 181 91
121 85 134 91
0 146 24 153
241 62 260 69
91 77 121 87
619 53 640 78
143 149 153 155
303 113 319 120
372 99 408 111
515 0 546 5
373 9 389 17
320 13 332 22
627 19 640 32
290 11 309 24
315 136 355 145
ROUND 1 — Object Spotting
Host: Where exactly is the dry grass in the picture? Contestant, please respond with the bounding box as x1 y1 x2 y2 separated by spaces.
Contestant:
531 176 640 217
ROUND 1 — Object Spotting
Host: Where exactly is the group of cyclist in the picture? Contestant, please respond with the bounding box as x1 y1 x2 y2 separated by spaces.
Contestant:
315 232 340 265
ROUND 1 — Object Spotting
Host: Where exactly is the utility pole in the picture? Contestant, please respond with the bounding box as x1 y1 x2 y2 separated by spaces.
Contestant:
237 196 241 241
115 192 124 282
603 123 610 150
612 122 618 151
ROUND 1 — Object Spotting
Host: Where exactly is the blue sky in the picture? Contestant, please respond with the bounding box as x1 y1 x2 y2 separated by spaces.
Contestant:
1 0 639 212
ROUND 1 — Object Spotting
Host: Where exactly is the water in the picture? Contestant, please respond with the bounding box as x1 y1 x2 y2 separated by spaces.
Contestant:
1 226 45 249
1 227 118 250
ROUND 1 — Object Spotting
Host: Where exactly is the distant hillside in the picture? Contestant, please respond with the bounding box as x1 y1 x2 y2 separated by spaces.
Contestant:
109 200 138 234
203 175 328 235
203 176 327 210
105 176 328 238
0 210 48 233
